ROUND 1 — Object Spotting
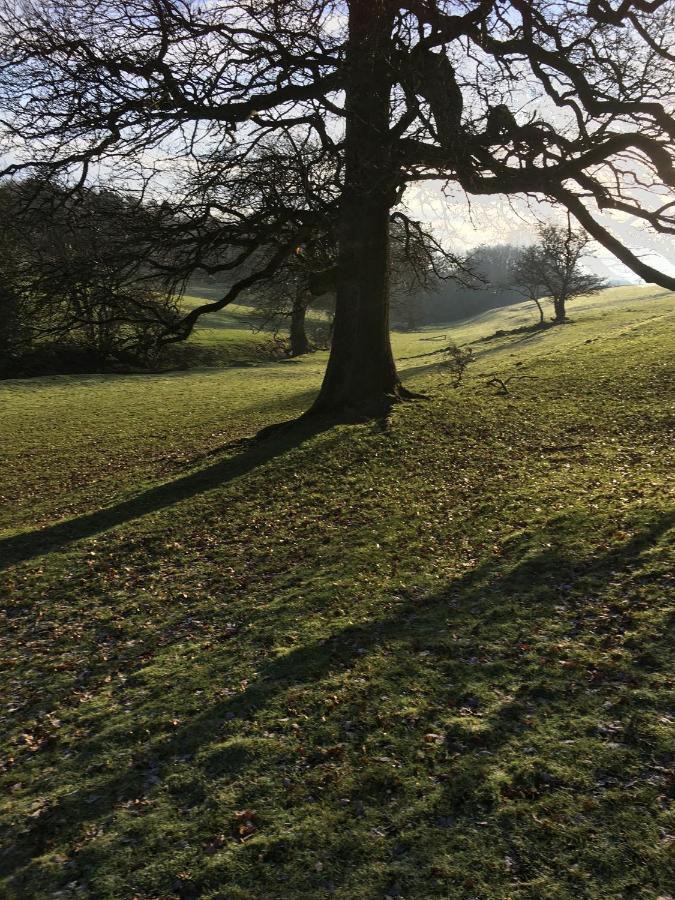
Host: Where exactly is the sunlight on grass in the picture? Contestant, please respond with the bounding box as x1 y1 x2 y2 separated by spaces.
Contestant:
0 286 673 898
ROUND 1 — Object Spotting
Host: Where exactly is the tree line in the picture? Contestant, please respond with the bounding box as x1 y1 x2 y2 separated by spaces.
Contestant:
0 173 607 378
0 177 457 374
0 181 180 376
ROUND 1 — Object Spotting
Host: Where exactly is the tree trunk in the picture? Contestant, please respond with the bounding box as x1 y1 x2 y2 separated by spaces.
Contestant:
310 0 403 417
533 297 545 325
403 294 421 332
289 288 310 357
552 296 567 324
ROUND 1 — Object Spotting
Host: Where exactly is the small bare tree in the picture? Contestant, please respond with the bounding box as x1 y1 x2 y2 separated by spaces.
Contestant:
512 224 606 325
510 245 548 326
440 344 474 386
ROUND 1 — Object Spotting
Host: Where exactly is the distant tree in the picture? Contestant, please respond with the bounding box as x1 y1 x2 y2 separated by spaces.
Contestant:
389 216 461 330
159 135 343 356
245 214 459 353
428 244 523 323
513 224 606 325
245 236 336 358
510 245 548 326
469 245 524 291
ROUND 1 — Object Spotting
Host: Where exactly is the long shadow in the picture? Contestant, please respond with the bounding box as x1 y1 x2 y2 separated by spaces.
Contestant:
3 505 672 884
0 417 333 571
397 360 450 380
474 321 555 344
397 326 553 382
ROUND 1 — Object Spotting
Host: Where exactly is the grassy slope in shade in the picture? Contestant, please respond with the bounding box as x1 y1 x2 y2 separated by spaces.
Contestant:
175 295 332 369
176 297 279 368
0 286 673 898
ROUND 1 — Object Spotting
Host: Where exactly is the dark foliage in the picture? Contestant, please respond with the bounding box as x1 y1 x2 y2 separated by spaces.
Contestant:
0 181 181 376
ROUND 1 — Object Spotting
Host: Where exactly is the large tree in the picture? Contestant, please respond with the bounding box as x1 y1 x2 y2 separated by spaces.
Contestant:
2 0 675 415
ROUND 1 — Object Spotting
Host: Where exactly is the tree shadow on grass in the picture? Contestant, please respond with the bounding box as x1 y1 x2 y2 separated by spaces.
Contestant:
474 321 555 344
3 506 673 891
0 416 334 572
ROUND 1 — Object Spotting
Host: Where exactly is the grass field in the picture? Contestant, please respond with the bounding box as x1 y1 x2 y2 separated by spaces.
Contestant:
1 286 674 898
175 294 331 368
161 297 275 369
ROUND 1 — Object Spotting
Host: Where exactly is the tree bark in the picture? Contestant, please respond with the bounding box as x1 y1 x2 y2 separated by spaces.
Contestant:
533 297 545 325
552 296 567 324
310 0 404 417
289 287 310 357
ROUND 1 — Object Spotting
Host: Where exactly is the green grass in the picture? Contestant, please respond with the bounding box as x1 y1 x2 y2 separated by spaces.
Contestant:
169 296 279 368
0 286 674 898
175 293 331 368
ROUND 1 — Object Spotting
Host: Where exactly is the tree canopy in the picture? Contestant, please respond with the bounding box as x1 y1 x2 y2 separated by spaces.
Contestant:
2 0 675 413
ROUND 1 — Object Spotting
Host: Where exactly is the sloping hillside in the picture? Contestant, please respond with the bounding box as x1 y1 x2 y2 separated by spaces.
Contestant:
0 286 673 898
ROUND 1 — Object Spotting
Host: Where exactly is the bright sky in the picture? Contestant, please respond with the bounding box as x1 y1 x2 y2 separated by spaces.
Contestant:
406 180 675 283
